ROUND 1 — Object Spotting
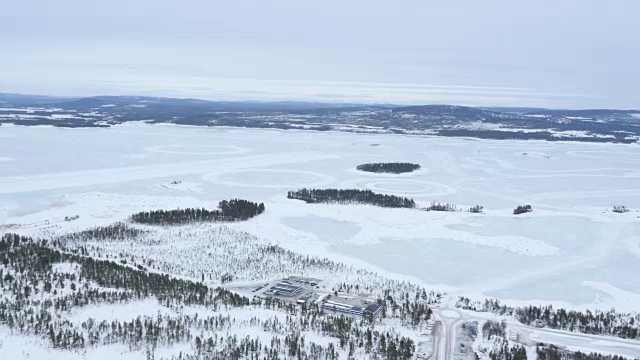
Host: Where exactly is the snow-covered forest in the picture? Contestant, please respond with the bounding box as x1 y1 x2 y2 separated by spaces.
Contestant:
355 163 421 174
130 199 265 225
0 232 434 359
287 189 416 208
458 297 640 340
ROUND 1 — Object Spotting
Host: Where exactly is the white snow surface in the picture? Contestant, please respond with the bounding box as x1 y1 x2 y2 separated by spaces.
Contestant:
0 329 170 360
1 123 640 311
51 261 81 275
67 298 176 323
526 327 640 358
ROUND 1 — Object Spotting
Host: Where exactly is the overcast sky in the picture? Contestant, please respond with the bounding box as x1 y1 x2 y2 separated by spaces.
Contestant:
1 0 638 108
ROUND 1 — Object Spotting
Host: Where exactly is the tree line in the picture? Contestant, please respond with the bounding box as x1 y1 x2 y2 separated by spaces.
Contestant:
478 320 527 360
537 344 634 360
482 320 506 339
356 163 421 174
485 342 527 360
477 320 635 360
0 232 35 251
130 199 265 225
457 297 640 340
427 202 457 212
468 205 484 213
513 205 533 215
57 222 146 242
288 188 416 208
613 205 629 213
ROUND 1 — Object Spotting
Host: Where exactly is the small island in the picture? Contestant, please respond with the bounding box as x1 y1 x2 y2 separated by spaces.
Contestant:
356 162 421 174
612 205 629 213
288 188 416 208
513 205 533 215
130 199 265 225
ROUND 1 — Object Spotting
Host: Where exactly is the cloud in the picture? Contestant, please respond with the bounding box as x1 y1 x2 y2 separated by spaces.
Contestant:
0 67 597 108
0 0 638 108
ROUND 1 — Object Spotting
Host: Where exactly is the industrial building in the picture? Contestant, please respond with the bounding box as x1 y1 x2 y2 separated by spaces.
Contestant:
265 282 303 297
321 301 382 318
363 304 382 317
285 276 321 286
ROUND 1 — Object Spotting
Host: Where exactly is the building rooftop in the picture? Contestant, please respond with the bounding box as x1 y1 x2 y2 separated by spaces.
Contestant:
286 275 322 284
364 304 382 315
272 283 302 292
265 282 303 297
322 301 382 317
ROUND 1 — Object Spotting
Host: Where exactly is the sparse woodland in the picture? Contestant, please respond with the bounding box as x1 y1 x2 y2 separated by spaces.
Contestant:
1 224 439 360
477 320 527 360
457 297 640 340
356 163 421 174
488 339 527 360
482 320 506 339
58 222 147 242
287 188 416 208
54 225 440 322
484 343 528 360
537 344 635 360
426 202 457 212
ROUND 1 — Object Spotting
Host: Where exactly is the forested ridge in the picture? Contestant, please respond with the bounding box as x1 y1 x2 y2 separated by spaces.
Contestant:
3 95 640 144
288 188 416 208
356 163 421 174
130 199 265 225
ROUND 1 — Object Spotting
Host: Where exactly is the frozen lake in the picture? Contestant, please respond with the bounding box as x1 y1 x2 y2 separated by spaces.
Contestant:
1 123 640 310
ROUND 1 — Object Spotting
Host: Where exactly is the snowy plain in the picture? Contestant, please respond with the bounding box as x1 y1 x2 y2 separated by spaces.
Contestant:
1 122 640 313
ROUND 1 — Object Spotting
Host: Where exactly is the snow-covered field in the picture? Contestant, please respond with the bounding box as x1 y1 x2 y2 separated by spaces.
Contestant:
2 123 640 311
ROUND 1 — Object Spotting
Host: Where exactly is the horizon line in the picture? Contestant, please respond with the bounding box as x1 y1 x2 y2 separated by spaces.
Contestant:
2 91 639 112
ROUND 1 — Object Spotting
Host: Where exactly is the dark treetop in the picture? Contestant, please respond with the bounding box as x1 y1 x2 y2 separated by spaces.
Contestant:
288 188 416 208
356 163 421 174
130 199 265 225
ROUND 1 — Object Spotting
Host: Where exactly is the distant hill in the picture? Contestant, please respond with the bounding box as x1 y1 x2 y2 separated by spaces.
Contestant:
523 108 640 118
0 93 76 107
0 93 372 111
392 104 528 121
1 93 638 144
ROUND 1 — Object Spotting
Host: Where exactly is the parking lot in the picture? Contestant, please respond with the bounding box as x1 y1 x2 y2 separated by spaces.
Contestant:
453 321 478 360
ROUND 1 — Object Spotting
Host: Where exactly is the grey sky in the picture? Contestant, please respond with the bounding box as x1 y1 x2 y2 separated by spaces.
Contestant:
1 0 638 108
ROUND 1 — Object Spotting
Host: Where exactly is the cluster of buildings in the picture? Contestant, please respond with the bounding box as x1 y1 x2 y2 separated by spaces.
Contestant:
264 282 304 297
258 276 383 319
284 276 320 286
321 300 382 318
